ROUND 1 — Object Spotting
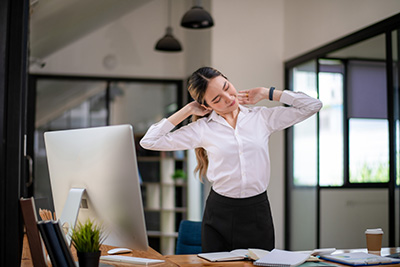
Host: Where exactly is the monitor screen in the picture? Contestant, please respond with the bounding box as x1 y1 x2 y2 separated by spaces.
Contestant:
44 124 148 251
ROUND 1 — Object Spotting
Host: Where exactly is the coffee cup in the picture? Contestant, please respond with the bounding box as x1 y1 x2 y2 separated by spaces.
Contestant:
365 228 383 254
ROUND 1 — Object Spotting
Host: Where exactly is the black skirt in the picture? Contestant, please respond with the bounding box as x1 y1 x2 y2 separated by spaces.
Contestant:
201 188 275 253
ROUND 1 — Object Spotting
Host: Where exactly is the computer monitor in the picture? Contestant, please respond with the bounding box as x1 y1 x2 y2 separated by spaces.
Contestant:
44 124 148 251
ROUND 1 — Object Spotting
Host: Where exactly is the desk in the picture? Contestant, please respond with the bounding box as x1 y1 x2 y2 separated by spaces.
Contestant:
22 235 400 267
165 248 400 267
21 235 178 267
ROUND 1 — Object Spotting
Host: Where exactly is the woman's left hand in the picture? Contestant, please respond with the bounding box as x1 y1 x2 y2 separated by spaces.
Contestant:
238 87 268 105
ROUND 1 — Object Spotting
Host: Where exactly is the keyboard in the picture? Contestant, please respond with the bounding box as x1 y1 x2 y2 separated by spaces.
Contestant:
100 255 165 265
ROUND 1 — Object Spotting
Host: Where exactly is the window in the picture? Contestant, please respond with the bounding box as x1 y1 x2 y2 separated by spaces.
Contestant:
319 62 344 186
349 119 389 183
285 14 400 251
291 58 390 186
292 61 318 186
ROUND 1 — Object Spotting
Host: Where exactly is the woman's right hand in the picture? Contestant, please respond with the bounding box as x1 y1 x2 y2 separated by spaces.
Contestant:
188 101 212 117
168 101 212 126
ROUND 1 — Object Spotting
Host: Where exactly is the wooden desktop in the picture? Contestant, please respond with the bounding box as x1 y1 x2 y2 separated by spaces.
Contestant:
165 248 400 267
21 235 400 267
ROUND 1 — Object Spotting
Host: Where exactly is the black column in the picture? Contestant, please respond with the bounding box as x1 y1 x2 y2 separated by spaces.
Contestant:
0 0 29 265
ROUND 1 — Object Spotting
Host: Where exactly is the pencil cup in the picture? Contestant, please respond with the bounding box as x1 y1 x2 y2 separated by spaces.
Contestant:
365 228 383 254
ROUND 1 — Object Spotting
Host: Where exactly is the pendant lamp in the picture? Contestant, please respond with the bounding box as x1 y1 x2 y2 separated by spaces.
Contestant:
181 0 214 29
155 0 182 52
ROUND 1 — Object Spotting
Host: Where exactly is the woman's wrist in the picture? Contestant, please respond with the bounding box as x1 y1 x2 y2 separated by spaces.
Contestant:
271 88 282 101
168 104 193 126
184 102 197 116
269 87 275 101
261 87 269 100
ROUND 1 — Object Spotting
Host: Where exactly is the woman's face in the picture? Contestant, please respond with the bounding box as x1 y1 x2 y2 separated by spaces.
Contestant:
203 75 239 115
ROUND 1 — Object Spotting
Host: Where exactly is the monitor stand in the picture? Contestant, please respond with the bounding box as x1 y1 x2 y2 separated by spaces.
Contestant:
59 188 85 247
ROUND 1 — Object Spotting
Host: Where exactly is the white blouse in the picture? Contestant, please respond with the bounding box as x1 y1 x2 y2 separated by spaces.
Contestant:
140 90 322 198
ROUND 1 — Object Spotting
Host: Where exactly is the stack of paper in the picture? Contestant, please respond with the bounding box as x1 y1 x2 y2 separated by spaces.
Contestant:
254 249 311 267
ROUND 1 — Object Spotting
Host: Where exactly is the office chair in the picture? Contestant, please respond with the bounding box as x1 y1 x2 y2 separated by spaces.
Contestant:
175 220 202 255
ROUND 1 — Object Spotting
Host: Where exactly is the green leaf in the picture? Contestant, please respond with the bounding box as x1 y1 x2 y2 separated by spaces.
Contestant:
69 218 106 253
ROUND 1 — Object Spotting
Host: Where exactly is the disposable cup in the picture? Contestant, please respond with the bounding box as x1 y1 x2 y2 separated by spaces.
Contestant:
365 228 383 254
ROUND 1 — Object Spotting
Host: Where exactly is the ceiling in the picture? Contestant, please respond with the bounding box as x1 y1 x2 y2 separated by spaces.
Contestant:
29 0 149 59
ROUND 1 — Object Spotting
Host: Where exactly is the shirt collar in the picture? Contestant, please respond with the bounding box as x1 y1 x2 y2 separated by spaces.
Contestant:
206 104 250 123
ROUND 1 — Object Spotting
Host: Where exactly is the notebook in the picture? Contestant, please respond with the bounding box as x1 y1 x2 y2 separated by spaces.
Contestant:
198 248 270 262
320 252 400 266
197 249 249 261
254 249 311 267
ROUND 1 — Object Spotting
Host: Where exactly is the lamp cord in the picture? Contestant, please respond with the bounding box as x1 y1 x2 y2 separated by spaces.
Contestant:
168 0 171 27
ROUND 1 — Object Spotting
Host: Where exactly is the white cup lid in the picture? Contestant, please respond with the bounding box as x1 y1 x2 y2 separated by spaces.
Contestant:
365 228 383 234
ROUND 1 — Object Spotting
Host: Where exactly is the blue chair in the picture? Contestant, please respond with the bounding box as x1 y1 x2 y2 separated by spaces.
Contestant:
175 220 202 254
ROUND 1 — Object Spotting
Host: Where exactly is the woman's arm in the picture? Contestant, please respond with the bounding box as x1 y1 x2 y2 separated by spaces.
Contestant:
140 101 210 151
237 86 322 132
168 101 212 126
238 87 281 105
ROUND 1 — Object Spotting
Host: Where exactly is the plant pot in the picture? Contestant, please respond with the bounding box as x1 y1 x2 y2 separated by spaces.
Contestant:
77 251 101 267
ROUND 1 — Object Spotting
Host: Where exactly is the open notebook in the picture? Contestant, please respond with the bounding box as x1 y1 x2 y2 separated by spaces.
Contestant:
254 249 311 267
198 248 270 262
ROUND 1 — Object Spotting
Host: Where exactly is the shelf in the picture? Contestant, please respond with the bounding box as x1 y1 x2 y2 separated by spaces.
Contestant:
137 156 162 162
147 231 178 238
138 156 187 162
144 207 187 213
136 143 187 255
141 182 187 187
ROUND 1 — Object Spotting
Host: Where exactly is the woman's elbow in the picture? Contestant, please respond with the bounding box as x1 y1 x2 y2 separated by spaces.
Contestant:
139 139 151 150
310 99 323 113
315 99 323 112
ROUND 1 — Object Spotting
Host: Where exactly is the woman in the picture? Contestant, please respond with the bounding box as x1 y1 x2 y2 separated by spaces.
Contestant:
140 67 322 252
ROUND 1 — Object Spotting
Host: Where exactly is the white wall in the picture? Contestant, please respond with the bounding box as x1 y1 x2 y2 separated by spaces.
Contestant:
283 0 400 60
210 0 286 249
320 189 389 249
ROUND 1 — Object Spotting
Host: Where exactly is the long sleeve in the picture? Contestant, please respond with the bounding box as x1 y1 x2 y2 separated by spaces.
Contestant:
263 90 323 132
139 118 203 151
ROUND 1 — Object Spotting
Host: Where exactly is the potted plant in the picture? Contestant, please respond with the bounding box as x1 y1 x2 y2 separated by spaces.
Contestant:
172 169 187 184
70 219 106 267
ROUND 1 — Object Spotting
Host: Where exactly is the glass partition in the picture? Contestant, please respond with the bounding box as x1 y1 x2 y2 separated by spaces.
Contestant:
32 76 183 253
34 79 108 205
33 77 181 209
286 25 399 248
288 60 318 250
318 60 344 186
109 81 178 135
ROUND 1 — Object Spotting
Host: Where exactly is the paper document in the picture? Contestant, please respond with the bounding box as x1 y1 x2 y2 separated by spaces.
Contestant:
254 249 311 267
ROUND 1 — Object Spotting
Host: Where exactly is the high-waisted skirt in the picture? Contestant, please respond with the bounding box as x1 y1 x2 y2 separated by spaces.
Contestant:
201 188 275 252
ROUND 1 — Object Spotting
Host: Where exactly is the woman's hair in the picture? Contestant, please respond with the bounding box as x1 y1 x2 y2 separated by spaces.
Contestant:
187 67 227 182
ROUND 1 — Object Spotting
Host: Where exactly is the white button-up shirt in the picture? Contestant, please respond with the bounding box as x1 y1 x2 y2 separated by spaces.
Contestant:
140 90 322 198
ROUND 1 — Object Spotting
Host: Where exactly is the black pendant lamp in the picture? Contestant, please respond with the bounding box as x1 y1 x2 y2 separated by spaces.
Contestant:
181 0 214 29
155 0 182 52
